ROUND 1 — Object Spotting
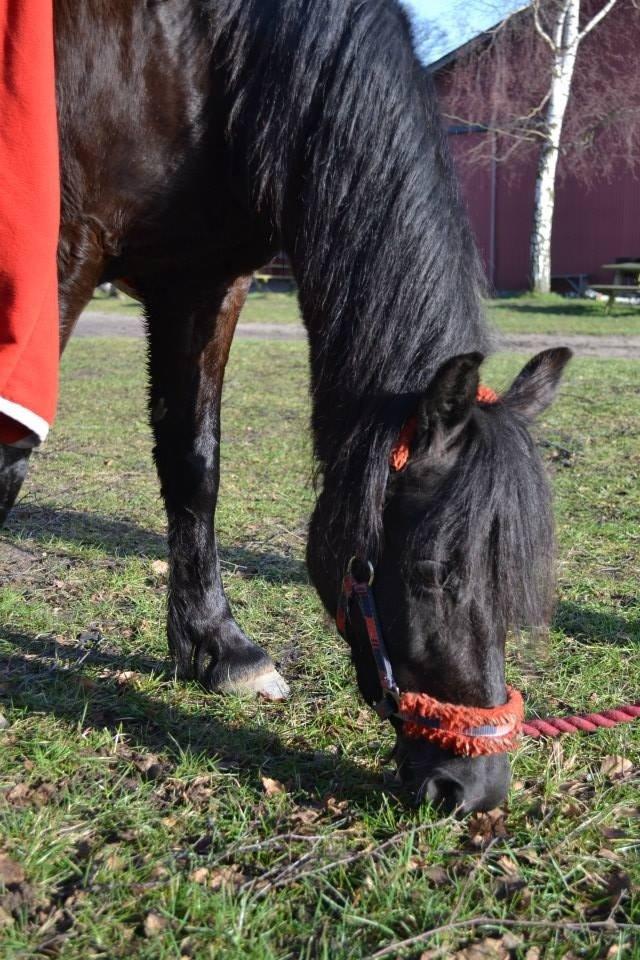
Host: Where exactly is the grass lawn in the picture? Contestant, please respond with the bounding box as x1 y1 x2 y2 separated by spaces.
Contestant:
488 295 640 338
86 289 640 337
0 338 639 959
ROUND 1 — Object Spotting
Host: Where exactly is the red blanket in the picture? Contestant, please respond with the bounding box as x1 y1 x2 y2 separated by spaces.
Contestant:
0 0 59 444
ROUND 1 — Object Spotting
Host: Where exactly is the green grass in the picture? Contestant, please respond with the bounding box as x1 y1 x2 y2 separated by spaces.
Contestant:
488 294 640 337
0 339 638 959
86 289 640 337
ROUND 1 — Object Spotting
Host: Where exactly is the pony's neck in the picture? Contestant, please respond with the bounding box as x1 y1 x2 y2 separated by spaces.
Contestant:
216 0 488 554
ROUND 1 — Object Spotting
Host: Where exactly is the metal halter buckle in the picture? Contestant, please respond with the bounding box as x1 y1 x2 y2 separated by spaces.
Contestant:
347 556 374 585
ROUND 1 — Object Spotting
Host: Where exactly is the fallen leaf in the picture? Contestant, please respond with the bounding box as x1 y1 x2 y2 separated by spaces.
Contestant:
0 906 14 928
205 865 244 891
5 783 31 806
524 949 540 960
290 806 320 828
560 798 583 818
600 826 628 840
500 933 523 951
598 847 623 863
601 755 633 779
406 860 449 885
0 714 9 731
261 776 286 796
104 849 125 871
323 796 349 816
143 911 168 937
114 671 139 687
31 782 57 807
133 754 164 780
586 869 631 919
496 854 519 876
189 867 210 885
426 864 451 885
0 854 25 887
468 808 508 848
151 560 169 578
453 936 509 960
495 874 528 902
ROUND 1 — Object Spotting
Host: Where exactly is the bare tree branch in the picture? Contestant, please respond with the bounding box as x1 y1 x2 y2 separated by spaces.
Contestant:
580 0 620 39
532 0 557 49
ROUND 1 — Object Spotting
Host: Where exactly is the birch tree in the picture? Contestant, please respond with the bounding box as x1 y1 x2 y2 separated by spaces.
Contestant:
435 0 640 293
530 0 618 292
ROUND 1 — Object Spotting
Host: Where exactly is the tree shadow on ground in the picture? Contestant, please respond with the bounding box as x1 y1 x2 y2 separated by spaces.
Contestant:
1 628 394 811
3 505 308 584
554 600 639 645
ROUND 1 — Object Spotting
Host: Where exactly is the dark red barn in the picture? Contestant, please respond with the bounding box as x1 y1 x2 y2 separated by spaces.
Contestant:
431 1 640 293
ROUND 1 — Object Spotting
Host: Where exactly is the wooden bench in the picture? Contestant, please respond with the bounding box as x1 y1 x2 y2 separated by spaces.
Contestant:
253 253 295 290
590 284 640 312
551 273 589 296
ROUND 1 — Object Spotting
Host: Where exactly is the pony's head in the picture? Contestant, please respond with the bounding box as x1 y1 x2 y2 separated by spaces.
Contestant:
308 348 571 813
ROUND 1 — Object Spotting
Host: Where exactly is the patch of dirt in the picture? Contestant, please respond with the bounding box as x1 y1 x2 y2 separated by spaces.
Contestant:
497 332 640 359
0 542 39 584
78 312 640 357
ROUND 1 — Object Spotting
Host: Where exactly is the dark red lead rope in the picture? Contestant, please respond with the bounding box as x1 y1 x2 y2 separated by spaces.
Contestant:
384 385 640 748
523 704 640 739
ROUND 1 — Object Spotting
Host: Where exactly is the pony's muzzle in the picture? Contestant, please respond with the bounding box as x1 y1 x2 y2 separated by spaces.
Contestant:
395 736 511 814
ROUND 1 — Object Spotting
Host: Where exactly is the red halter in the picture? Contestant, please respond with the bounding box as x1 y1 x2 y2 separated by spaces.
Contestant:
336 383 640 758
337 383 523 759
389 384 500 472
336 561 523 758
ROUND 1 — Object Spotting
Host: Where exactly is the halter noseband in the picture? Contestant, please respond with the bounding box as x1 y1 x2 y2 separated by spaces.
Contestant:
336 560 523 757
336 383 524 759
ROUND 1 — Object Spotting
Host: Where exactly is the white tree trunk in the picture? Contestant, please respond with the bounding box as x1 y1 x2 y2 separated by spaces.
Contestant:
530 0 581 294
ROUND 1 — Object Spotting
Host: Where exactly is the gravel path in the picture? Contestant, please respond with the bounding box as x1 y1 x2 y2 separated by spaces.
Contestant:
77 312 640 358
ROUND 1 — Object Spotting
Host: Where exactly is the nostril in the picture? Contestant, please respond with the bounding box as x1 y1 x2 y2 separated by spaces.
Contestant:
424 774 466 813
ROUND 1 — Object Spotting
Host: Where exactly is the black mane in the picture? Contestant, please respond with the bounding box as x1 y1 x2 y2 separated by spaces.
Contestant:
210 0 488 560
411 404 556 639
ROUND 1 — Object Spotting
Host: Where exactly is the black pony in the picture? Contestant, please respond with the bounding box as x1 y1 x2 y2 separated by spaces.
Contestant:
0 0 570 811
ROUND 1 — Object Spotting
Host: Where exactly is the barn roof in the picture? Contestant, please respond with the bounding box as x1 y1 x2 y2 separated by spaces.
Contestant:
426 3 530 74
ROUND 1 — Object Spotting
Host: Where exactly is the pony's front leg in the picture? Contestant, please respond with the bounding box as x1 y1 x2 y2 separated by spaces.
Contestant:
146 276 289 700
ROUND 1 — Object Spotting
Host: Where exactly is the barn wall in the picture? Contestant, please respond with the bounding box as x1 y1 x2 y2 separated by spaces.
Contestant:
449 143 640 293
435 0 640 292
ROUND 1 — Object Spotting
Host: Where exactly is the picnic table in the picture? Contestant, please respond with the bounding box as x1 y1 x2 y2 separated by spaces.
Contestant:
591 262 640 312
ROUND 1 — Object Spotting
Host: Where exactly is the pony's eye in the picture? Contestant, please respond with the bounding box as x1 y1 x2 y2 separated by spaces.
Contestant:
413 560 460 598
413 559 448 589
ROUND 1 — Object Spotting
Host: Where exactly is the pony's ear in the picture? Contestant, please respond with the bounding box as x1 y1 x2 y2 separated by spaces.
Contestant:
503 348 572 421
418 352 484 432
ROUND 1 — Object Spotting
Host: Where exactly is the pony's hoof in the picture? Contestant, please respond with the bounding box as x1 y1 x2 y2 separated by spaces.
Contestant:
218 668 291 701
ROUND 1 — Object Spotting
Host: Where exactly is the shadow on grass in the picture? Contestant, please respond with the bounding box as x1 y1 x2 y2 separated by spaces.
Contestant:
554 600 639 645
5 504 308 584
491 299 639 319
2 627 392 809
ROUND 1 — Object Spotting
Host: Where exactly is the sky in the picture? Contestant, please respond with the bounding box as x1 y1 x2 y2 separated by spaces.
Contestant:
404 0 525 61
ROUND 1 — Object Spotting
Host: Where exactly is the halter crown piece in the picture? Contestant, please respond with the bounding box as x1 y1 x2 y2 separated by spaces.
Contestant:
337 383 525 759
